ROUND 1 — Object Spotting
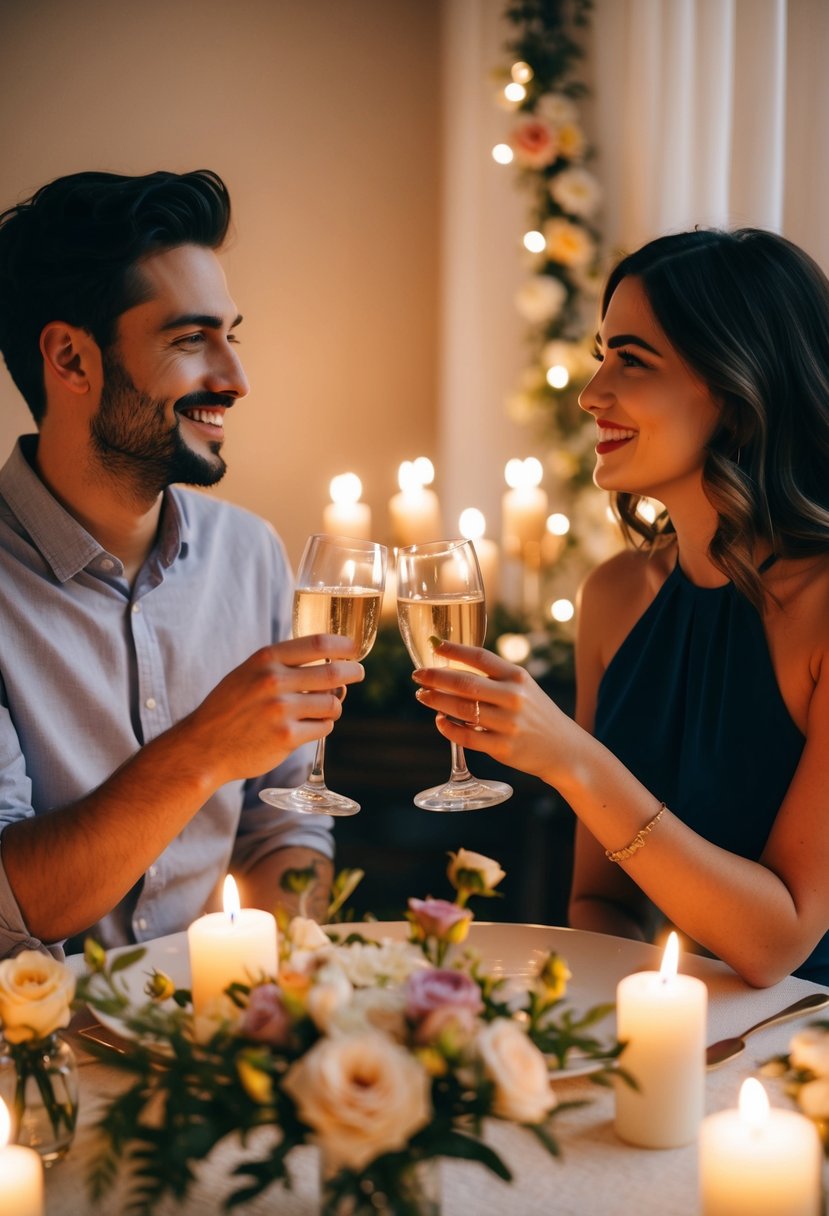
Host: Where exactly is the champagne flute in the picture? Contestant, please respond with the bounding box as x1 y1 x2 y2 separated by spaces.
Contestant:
396 538 512 812
260 533 387 817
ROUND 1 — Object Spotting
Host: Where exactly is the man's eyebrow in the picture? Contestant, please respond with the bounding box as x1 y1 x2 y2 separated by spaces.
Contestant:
161 313 243 331
602 332 662 356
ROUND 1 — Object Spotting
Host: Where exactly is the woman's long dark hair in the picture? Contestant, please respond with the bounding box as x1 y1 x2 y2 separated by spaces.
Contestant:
602 229 829 608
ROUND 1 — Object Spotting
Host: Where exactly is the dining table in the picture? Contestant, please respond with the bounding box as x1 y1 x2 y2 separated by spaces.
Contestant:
48 922 829 1216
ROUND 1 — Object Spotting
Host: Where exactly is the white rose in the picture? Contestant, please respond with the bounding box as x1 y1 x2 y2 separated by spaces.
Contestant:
332 940 428 988
282 1032 432 1173
289 917 331 952
447 850 505 894
477 1019 557 1124
0 951 76 1044
535 92 578 127
514 275 567 324
798 1077 829 1119
330 987 408 1041
790 1028 829 1076
549 167 602 219
307 963 354 1033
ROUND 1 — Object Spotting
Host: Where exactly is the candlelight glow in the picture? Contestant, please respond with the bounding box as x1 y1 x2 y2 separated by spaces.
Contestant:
739 1077 770 1130
0 1097 9 1148
459 508 486 541
523 230 546 253
413 456 435 486
505 457 543 490
550 598 574 623
660 930 680 980
223 874 241 921
546 512 570 536
492 143 514 165
329 472 362 505
497 633 531 663
510 60 533 84
398 461 421 495
546 364 569 389
504 81 526 103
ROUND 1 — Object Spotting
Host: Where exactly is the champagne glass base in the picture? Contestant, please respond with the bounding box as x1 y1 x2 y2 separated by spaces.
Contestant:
413 778 513 813
259 786 360 817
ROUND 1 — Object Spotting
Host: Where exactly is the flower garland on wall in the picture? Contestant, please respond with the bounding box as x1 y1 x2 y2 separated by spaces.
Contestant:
494 0 623 598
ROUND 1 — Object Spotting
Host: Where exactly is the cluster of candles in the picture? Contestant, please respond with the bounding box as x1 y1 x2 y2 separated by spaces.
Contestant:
322 458 573 621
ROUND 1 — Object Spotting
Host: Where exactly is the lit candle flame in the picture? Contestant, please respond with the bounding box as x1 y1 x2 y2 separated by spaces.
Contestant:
223 874 240 924
504 457 543 490
398 461 422 495
329 472 362 506
659 930 679 981
459 507 486 542
739 1077 770 1131
412 456 435 486
0 1097 9 1148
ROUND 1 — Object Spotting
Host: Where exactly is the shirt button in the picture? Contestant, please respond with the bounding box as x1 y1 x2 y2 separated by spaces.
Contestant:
100 558 114 571
145 697 157 710
137 917 148 931
132 603 142 614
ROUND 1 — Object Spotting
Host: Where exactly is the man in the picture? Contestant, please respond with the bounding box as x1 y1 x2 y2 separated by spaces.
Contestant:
0 169 363 958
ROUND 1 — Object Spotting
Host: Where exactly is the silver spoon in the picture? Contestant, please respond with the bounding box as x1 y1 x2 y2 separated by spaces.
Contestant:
706 991 829 1069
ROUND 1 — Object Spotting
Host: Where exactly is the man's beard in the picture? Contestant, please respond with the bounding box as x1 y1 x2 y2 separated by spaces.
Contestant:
90 350 229 497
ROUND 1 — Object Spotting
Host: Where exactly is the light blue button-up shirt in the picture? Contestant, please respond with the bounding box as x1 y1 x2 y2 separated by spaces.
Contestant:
0 436 332 957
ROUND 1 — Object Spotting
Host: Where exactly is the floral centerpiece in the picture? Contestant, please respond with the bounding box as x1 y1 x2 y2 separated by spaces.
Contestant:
0 950 79 1161
71 850 620 1214
763 1018 829 1149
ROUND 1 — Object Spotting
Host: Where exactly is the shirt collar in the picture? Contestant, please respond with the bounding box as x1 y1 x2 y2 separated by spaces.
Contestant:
0 435 189 582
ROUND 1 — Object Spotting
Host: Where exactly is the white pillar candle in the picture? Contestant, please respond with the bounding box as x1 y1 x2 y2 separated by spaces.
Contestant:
0 1100 43 1216
458 508 500 604
614 932 707 1148
322 473 372 540
502 458 548 559
388 460 442 548
188 875 278 1023
699 1078 822 1216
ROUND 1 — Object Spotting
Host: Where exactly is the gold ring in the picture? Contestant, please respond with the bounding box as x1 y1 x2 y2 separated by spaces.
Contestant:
472 700 480 729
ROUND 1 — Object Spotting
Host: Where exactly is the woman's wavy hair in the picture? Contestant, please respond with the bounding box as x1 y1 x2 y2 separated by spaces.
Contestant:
0 169 231 424
603 228 829 609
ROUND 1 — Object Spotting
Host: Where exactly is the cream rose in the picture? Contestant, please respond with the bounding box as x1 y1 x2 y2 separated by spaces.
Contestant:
798 1077 829 1119
790 1028 829 1076
0 951 76 1044
447 850 505 897
289 916 331 952
514 275 567 324
307 963 354 1033
476 1019 557 1124
282 1031 432 1172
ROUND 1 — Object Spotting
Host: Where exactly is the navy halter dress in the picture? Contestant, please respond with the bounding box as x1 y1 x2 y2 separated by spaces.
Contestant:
594 556 829 984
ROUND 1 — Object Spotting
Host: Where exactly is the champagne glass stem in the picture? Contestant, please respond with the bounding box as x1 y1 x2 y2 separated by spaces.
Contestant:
449 742 473 785
307 736 328 789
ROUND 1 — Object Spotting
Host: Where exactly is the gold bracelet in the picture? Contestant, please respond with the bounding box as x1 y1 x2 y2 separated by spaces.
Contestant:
605 804 666 863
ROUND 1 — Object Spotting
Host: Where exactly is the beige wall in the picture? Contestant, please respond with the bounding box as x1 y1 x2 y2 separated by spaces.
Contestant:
0 0 441 567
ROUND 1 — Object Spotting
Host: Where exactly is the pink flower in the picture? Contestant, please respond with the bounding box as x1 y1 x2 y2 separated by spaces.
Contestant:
407 898 472 944
405 968 483 1021
510 117 558 168
415 1005 479 1051
238 983 291 1047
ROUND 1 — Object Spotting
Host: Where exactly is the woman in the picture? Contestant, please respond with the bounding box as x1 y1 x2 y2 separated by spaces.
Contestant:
413 229 829 987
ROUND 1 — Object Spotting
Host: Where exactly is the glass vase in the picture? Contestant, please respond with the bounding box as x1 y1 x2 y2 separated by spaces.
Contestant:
320 1153 440 1216
0 1033 79 1164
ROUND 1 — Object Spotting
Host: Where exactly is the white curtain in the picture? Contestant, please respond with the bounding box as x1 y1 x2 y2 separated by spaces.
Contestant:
591 0 829 269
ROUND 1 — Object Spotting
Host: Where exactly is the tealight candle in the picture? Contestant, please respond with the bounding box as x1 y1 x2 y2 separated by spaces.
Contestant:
388 459 442 548
0 1099 43 1216
322 472 372 540
188 875 278 1024
699 1078 822 1215
458 508 499 603
502 458 548 559
614 932 707 1148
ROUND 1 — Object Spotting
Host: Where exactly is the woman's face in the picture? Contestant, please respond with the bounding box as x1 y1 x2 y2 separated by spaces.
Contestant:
579 275 721 503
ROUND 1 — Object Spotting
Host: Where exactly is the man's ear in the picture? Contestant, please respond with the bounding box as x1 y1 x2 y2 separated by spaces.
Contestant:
39 322 100 396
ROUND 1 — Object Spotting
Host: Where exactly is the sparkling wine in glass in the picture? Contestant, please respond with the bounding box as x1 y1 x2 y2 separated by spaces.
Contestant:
260 533 387 817
396 538 512 812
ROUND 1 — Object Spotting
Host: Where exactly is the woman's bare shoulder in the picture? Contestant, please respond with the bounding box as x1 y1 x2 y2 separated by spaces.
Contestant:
578 544 674 668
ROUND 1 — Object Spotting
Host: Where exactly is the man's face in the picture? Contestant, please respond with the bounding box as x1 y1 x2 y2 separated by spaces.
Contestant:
90 244 249 495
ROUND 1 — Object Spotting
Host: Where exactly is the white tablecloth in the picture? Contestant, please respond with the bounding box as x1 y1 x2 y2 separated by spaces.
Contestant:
50 925 829 1216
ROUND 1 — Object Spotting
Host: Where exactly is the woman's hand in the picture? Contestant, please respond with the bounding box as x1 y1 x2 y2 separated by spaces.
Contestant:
412 641 578 786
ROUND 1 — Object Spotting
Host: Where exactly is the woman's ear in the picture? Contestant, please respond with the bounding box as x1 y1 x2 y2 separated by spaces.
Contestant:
39 322 100 396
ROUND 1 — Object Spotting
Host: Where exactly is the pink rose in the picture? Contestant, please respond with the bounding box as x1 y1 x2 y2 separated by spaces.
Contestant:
407 898 472 944
510 117 558 168
238 983 291 1046
406 967 483 1021
414 1005 480 1051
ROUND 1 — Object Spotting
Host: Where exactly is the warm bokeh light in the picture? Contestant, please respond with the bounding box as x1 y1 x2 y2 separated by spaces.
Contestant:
0 1096 9 1148
739 1077 770 1130
510 60 534 84
329 472 362 505
492 143 514 165
223 874 241 921
523 230 547 253
546 364 570 389
546 513 570 536
550 598 574 623
413 456 435 486
497 632 532 663
505 457 543 489
398 461 420 495
458 507 486 541
504 82 527 103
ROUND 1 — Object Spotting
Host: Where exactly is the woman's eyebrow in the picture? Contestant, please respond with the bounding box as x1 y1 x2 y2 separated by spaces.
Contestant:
605 332 662 356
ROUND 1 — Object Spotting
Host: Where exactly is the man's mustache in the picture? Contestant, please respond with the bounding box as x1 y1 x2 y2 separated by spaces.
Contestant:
174 392 235 412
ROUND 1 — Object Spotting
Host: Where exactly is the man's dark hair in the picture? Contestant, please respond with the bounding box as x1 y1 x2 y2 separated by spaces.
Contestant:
0 169 231 423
